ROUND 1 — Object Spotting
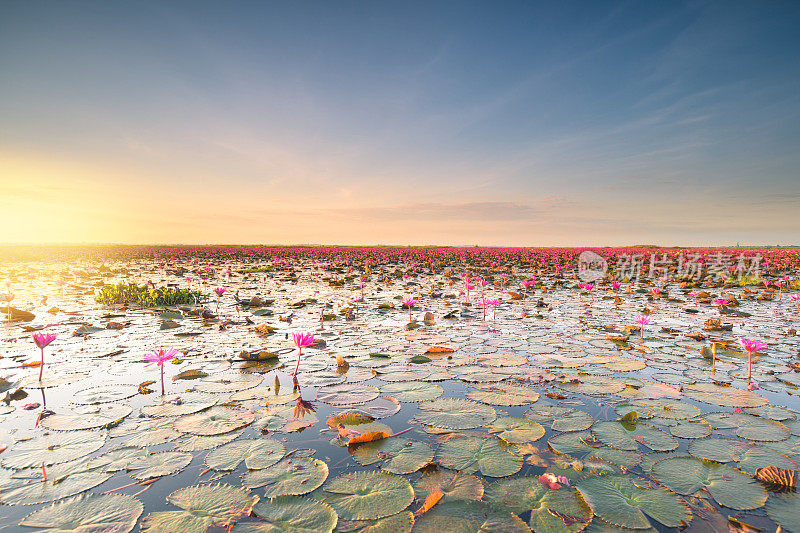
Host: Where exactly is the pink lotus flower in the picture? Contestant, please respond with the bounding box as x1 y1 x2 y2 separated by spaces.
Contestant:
611 282 621 291
734 407 742 414
292 332 315 376
402 298 417 322
688 290 702 304
32 333 57 382
739 338 767 384
651 288 662 296
713 298 728 306
145 347 179 395
633 315 651 340
214 287 226 313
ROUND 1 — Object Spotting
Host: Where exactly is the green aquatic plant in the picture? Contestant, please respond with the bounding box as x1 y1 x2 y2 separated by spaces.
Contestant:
95 283 204 307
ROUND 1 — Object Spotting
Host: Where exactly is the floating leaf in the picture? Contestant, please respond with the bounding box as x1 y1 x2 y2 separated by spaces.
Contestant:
525 405 594 432
320 470 413 520
591 421 678 452
687 437 797 475
466 383 541 406
650 456 767 510
140 483 258 532
548 431 642 469
0 471 112 506
576 474 689 529
435 436 522 477
232 496 337 533
18 493 143 533
415 399 496 429
40 403 132 431
484 476 592 533
351 437 434 474
412 469 484 501
2 431 106 469
317 384 380 406
205 438 285 471
173 406 256 435
141 392 217 417
683 383 767 407
128 451 193 480
488 417 545 444
412 500 530 533
242 456 328 497
765 493 800 533
380 381 443 402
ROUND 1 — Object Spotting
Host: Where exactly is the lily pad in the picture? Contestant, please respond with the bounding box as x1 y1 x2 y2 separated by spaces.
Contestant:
351 437 434 474
412 500 530 533
232 496 337 533
650 455 767 510
435 436 522 477
576 474 689 529
242 456 328 497
2 431 106 469
484 476 592 533
412 469 484 501
140 483 258 532
320 470 413 520
379 381 443 402
174 406 256 435
205 438 285 471
415 399 496 429
18 493 143 533
591 421 678 452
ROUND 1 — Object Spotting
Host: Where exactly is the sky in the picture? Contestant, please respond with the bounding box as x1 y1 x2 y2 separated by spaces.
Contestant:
1 1 799 247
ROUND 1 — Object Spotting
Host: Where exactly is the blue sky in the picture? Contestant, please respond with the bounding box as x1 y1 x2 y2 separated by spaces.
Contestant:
1 1 799 245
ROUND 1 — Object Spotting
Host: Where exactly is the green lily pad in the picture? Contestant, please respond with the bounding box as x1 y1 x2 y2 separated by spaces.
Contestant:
39 403 132 431
703 412 790 441
559 375 626 395
128 451 193 480
140 483 258 532
242 456 328 497
0 471 112 506
320 470 413 520
18 493 143 532
231 496 337 533
466 383 541 406
525 405 594 432
1 431 106 469
683 383 767 408
351 437 434 474
415 399 496 429
650 455 767 510
484 476 592 533
379 381 443 402
548 431 643 469
174 406 256 435
576 474 689 529
591 421 678 452
412 469 484 501
317 384 380 406
488 417 545 444
765 493 800 533
687 437 797 474
205 438 285 471
412 500 530 533
435 436 522 477
141 392 217 417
